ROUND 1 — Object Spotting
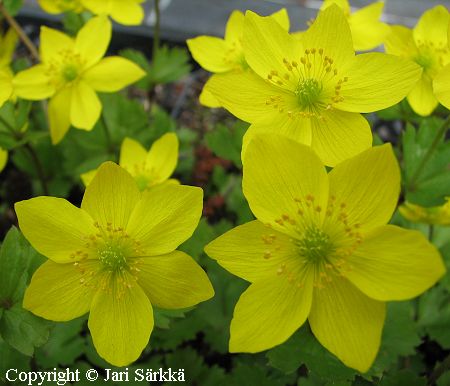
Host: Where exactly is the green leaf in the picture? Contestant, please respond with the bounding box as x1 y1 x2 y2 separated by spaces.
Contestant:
2 0 23 16
378 369 426 386
0 338 30 382
149 46 191 85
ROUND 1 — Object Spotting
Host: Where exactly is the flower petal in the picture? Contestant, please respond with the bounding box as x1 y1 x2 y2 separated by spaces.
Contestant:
0 70 12 107
309 276 385 373
126 184 203 256
434 64 450 110
15 197 97 263
88 272 153 367
413 5 449 47
310 109 372 167
75 16 111 68
242 134 329 238
119 137 147 172
321 0 351 14
225 10 245 42
70 81 102 130
346 225 446 301
270 8 290 31
327 144 400 233
243 10 301 87
229 266 314 353
301 4 354 68
135 250 214 309
23 260 100 321
199 80 221 107
0 148 7 172
40 26 74 63
48 87 72 144
205 220 300 282
338 53 422 113
13 65 55 100
83 56 146 92
349 2 389 51
145 133 179 184
81 162 141 230
384 25 417 57
110 0 144 26
187 36 232 73
407 74 438 116
206 71 297 123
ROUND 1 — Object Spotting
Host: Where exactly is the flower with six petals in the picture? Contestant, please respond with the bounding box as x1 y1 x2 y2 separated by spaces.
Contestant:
82 0 146 26
13 16 146 144
206 5 421 166
16 162 214 366
205 135 445 372
38 0 84 14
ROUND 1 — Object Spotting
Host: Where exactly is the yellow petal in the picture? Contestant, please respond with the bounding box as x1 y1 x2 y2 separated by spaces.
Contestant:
309 276 385 373
413 5 449 47
75 16 112 68
407 74 438 116
321 0 351 15
242 114 312 156
310 109 372 167
0 70 13 107
48 87 72 144
199 81 221 107
88 272 153 367
205 220 300 282
81 162 141 229
23 260 100 321
70 81 102 130
346 225 446 301
126 184 203 256
270 8 290 31
338 53 422 113
206 71 297 123
0 148 8 172
119 137 147 173
39 26 74 63
38 0 62 14
327 144 400 233
187 36 231 73
0 28 18 67
13 65 55 100
15 197 97 263
145 132 179 184
225 10 245 42
242 134 329 238
349 2 390 51
83 56 146 92
433 65 450 110
229 266 314 353
243 10 301 87
135 250 214 309
302 5 354 68
110 0 144 25
80 169 97 187
384 25 417 57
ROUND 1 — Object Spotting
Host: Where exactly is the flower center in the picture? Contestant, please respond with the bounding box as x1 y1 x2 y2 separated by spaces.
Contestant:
62 64 78 82
99 243 128 271
297 226 333 263
295 78 323 109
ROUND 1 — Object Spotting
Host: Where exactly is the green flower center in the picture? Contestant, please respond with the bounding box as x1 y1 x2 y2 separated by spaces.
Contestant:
99 243 128 272
295 78 323 109
297 226 333 263
62 64 78 82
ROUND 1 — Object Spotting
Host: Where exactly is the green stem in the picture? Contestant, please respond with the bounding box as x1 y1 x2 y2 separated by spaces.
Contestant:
408 115 450 192
101 113 114 156
428 354 450 385
24 143 49 195
428 225 434 242
152 0 160 59
0 1 40 61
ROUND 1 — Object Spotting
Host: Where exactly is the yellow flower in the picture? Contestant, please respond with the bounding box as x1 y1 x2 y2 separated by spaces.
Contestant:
400 199 450 226
13 16 146 144
81 0 146 26
0 147 7 172
314 0 389 51
81 133 179 190
205 135 445 372
187 9 290 107
0 69 13 108
206 6 421 166
38 0 84 14
0 28 18 68
433 24 450 111
385 5 450 116
15 162 214 366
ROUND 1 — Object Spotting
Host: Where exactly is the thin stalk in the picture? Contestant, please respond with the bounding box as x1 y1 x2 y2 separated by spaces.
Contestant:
24 143 49 195
428 354 450 385
0 2 39 61
152 0 160 59
408 115 450 192
428 225 434 242
101 113 115 156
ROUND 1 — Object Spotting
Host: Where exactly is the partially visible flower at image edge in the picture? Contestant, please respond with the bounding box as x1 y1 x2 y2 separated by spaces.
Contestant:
81 133 179 190
15 162 214 366
205 134 445 372
12 16 146 144
81 0 147 26
0 147 7 172
400 198 450 226
38 0 84 14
